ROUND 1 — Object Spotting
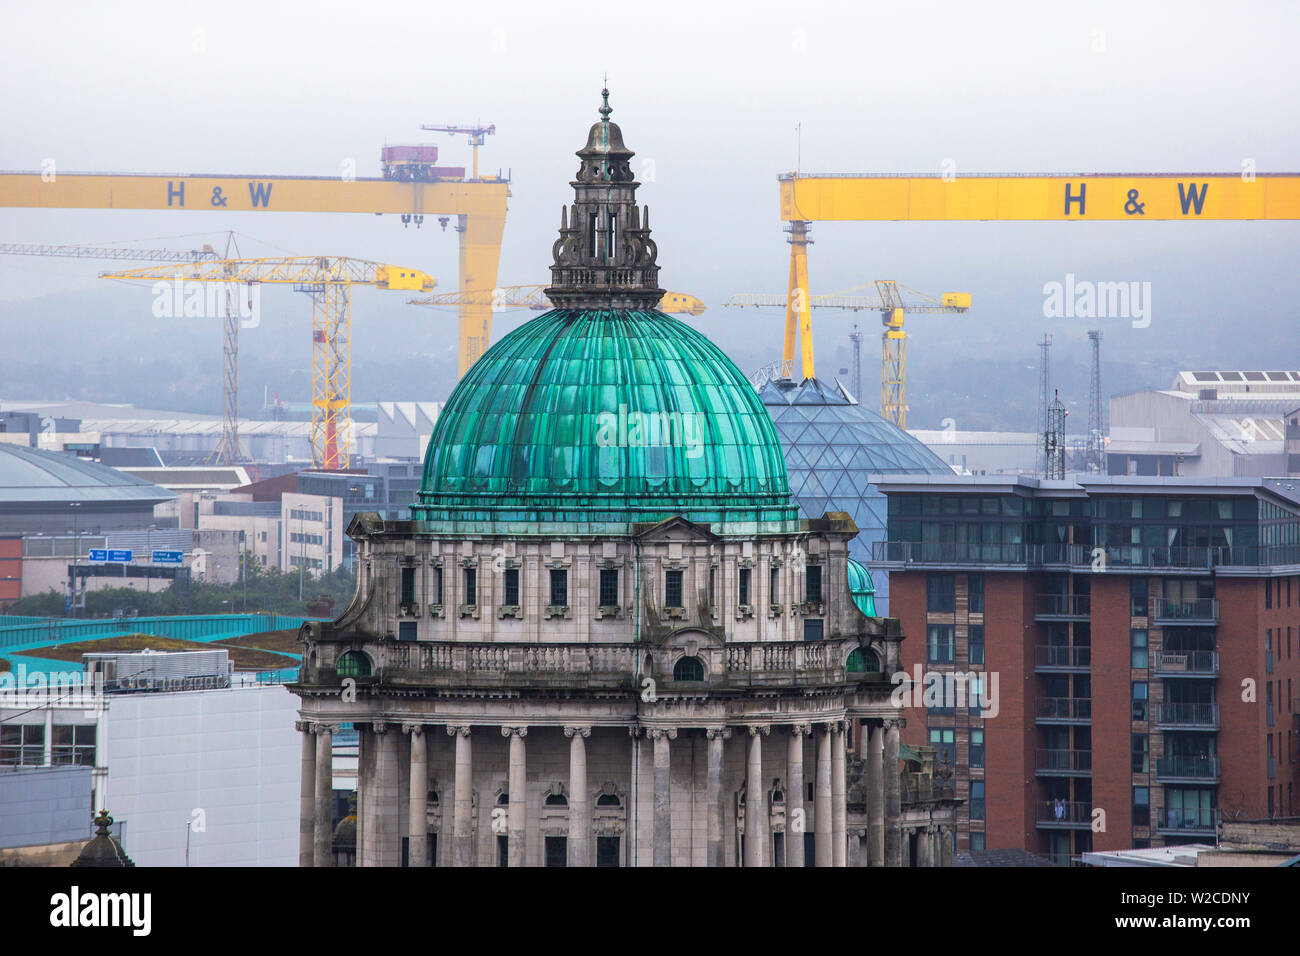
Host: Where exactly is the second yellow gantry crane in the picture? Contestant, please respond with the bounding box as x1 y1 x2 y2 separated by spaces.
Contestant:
101 256 434 470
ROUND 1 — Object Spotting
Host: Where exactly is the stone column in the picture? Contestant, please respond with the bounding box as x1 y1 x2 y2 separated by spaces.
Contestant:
814 724 832 867
867 722 885 867
564 726 591 867
313 723 334 868
786 724 809 868
705 727 729 867
405 723 427 867
298 721 316 867
504 726 527 867
362 722 401 866
832 721 847 867
449 725 473 867
940 826 954 867
745 725 768 868
917 825 932 867
649 728 675 867
884 719 902 867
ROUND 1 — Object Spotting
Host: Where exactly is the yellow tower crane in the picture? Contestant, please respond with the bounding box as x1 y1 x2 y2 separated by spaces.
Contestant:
409 284 706 315
100 256 434 470
725 281 970 428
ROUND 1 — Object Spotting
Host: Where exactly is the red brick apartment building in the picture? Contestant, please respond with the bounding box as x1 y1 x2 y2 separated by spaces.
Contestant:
869 475 1300 865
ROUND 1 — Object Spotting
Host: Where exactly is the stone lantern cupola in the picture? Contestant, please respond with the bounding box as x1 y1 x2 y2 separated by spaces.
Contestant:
545 88 663 310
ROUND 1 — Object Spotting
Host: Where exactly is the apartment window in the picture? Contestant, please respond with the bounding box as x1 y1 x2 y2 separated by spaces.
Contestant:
927 574 955 613
1131 629 1149 669
52 725 96 767
928 728 955 767
665 569 683 608
463 568 477 606
969 832 986 853
969 781 985 821
967 574 984 613
806 565 823 604
0 725 44 766
1132 682 1148 722
400 566 416 606
968 625 985 666
1132 734 1149 774
970 729 985 768
1130 577 1148 617
1133 787 1150 827
739 568 752 606
432 567 443 605
549 569 568 607
503 568 520 607
927 624 955 663
803 619 824 642
599 569 619 607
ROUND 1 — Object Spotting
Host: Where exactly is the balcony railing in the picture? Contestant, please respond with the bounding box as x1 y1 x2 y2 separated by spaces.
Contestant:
1152 650 1219 677
1155 756 1221 782
1036 800 1094 828
1036 749 1092 775
1035 697 1092 723
1151 597 1219 625
1035 645 1091 671
1156 808 1220 835
873 540 1300 570
1034 593 1091 619
336 639 863 691
1152 702 1220 730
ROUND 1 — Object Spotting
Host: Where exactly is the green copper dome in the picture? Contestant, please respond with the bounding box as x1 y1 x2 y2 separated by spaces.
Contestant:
414 308 799 532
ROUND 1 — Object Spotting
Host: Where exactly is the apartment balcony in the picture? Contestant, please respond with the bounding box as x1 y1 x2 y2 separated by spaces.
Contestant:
1152 650 1219 678
1035 748 1092 776
1034 645 1091 673
1036 800 1094 830
1035 697 1092 725
1151 597 1219 626
1033 593 1091 621
1155 756 1221 784
871 540 1299 571
1152 702 1220 731
1155 808 1220 838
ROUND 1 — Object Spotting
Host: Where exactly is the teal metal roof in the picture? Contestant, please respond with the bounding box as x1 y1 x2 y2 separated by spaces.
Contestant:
847 557 877 617
0 443 174 506
415 309 799 531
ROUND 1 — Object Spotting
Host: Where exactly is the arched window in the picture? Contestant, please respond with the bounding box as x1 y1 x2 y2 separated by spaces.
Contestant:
846 648 880 673
596 794 621 807
336 651 372 678
545 793 568 806
673 656 705 681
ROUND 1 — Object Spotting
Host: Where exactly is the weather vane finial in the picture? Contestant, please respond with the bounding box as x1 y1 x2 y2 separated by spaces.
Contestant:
599 79 612 123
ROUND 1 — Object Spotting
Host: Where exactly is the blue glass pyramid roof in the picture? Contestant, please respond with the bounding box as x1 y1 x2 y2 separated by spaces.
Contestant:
760 377 952 614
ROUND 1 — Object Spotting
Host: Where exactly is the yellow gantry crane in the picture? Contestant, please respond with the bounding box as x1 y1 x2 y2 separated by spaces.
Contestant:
409 284 706 315
100 256 434 470
726 281 970 428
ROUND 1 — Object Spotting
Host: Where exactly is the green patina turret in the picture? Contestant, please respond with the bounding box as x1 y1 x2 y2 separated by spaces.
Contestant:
414 91 798 534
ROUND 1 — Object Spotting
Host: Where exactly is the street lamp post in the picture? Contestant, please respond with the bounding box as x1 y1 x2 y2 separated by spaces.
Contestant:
69 502 81 618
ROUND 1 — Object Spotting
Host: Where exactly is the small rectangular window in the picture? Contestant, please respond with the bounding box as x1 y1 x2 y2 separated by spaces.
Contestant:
806 565 823 604
596 836 620 867
545 835 567 867
550 568 568 607
665 569 683 607
927 625 955 663
769 566 779 605
967 574 984 613
970 729 985 768
1132 681 1148 722
497 835 509 868
400 566 416 606
739 568 752 606
463 568 477 606
969 781 985 820
803 619 824 642
1130 577 1148 616
504 568 520 606
1131 629 1148 669
969 625 985 666
708 567 716 607
599 569 619 607
398 621 417 642
1133 786 1150 827
1132 734 1149 773
927 574 955 612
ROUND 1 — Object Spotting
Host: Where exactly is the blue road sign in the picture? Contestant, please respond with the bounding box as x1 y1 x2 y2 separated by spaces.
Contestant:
152 550 184 564
88 549 108 562
106 549 133 563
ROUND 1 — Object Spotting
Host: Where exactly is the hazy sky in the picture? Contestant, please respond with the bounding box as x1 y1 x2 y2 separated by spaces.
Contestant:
2 0 1297 413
